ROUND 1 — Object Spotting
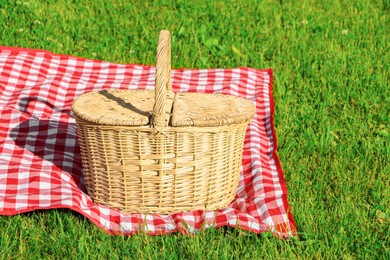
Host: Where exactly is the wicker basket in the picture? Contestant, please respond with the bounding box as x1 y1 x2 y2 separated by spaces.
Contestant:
71 30 255 214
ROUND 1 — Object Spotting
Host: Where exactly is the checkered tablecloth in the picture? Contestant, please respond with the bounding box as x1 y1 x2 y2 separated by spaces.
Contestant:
0 47 296 237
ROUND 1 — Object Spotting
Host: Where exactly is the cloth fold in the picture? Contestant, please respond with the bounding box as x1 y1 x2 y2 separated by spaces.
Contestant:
0 47 296 237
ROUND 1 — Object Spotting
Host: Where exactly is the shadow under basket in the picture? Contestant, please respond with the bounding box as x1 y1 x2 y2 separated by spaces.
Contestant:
71 30 255 214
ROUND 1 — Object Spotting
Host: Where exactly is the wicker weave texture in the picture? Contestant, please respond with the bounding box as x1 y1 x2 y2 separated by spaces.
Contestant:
72 30 255 214
75 119 249 214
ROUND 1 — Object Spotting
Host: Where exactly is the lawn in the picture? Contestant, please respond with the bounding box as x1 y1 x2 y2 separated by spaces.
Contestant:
0 0 389 258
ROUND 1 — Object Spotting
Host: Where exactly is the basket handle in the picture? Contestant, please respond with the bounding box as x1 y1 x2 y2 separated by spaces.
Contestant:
152 30 172 129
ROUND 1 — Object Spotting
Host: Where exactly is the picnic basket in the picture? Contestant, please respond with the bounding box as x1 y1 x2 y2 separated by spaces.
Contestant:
71 30 256 214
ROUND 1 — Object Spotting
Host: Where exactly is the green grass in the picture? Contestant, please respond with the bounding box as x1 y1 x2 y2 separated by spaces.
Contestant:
0 0 389 258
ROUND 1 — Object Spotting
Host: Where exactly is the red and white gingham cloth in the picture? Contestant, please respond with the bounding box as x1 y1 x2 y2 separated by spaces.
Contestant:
0 47 296 237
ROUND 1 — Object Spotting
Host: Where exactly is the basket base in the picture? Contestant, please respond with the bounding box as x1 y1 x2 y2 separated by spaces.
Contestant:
90 192 236 215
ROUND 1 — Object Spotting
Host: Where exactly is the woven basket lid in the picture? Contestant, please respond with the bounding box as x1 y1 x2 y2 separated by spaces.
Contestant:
71 89 255 127
71 89 174 126
171 92 255 127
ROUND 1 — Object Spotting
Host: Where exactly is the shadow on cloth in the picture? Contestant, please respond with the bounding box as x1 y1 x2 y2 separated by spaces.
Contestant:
10 113 86 192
